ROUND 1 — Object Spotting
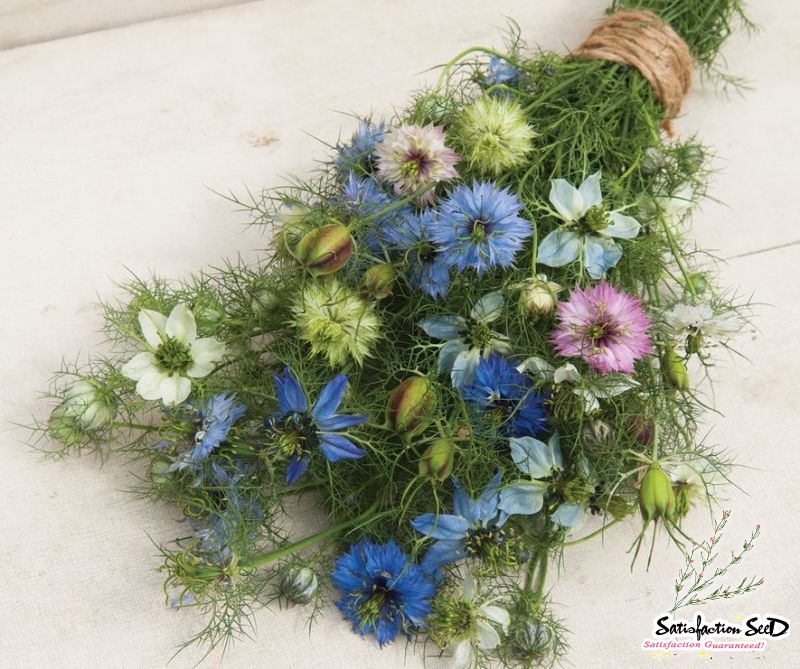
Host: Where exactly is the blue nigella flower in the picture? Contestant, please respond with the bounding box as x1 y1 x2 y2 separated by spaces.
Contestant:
331 537 436 647
341 172 412 253
166 392 247 477
335 118 386 174
459 353 549 438
431 181 533 276
536 171 641 279
267 366 367 485
411 472 510 572
384 209 451 299
499 433 585 529
418 291 512 387
484 55 521 88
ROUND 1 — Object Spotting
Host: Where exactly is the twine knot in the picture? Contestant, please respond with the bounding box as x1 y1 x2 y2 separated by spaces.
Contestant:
573 10 693 134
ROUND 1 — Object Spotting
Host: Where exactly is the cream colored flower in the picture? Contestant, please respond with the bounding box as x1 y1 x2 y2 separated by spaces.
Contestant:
121 304 225 406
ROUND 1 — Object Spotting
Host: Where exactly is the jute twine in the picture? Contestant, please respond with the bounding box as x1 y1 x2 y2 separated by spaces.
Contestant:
572 10 693 134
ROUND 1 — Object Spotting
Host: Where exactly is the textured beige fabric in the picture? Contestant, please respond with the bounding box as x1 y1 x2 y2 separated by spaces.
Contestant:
2 1 798 667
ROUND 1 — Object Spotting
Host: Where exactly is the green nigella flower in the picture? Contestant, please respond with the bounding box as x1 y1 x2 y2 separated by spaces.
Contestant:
454 96 536 177
292 279 380 366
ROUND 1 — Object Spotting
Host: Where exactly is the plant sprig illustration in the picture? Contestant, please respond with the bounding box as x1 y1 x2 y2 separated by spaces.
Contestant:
670 510 763 613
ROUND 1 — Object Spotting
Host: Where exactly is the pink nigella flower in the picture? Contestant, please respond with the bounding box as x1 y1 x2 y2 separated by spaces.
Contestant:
550 282 653 374
374 123 459 203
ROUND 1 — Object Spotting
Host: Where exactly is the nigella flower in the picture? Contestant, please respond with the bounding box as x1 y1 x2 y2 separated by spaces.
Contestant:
432 181 533 276
335 118 385 174
292 279 381 366
551 282 654 374
427 570 510 669
341 172 411 253
331 537 436 647
499 434 584 529
663 303 743 354
459 353 548 438
384 209 451 299
419 292 512 387
484 55 521 87
411 472 512 572
374 123 459 204
537 172 641 279
266 366 367 485
166 393 247 476
454 96 536 177
121 303 225 406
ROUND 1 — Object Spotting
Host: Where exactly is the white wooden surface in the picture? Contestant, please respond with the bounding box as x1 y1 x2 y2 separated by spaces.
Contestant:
0 0 250 49
2 1 798 667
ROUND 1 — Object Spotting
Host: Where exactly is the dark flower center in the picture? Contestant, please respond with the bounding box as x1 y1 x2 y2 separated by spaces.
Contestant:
470 218 490 243
274 412 318 458
465 524 505 558
401 150 430 179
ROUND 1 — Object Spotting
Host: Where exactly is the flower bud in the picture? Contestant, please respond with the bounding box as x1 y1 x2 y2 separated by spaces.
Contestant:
277 565 319 605
250 286 282 316
509 619 556 662
640 147 666 176
661 346 689 390
627 414 655 448
639 464 676 523
386 376 436 439
519 274 561 318
62 380 117 431
361 263 395 300
192 293 225 331
293 222 354 276
47 405 86 446
418 438 455 481
583 419 614 453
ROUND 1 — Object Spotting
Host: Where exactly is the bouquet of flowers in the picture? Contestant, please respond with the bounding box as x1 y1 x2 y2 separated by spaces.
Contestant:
37 1 755 666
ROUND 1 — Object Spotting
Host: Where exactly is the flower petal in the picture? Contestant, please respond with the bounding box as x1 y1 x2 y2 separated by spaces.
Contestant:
549 178 584 221
135 369 168 401
274 367 307 414
536 229 581 267
450 348 481 388
583 236 622 279
286 455 311 485
121 351 157 381
138 309 167 349
475 619 501 650
551 502 585 528
438 339 469 376
498 481 547 515
480 605 511 633
605 212 641 239
577 171 603 210
312 373 348 421
471 292 504 323
318 432 365 462
419 314 467 340
411 513 470 540
160 374 191 406
316 412 367 431
165 303 197 344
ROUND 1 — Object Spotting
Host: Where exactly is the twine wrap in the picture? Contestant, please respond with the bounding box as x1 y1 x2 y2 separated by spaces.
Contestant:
573 10 693 133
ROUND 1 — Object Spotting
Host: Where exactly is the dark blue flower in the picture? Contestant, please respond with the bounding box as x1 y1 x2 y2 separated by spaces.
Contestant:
431 181 532 276
335 119 386 174
411 472 509 572
267 367 367 485
460 353 549 438
384 209 451 299
331 537 436 646
167 392 247 477
341 172 411 253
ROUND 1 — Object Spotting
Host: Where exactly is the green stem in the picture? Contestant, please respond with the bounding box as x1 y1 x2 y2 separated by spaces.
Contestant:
244 502 386 570
563 518 621 547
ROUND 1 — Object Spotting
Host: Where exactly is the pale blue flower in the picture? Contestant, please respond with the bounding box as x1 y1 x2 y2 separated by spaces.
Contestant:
419 292 511 387
537 172 641 279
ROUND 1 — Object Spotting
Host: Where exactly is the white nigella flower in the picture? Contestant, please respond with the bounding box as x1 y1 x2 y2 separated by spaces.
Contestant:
664 303 743 352
448 571 510 669
517 357 639 413
121 303 225 406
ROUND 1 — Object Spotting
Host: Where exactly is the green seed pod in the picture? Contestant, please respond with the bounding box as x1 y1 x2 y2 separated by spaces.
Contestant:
277 565 318 605
293 222 354 276
386 376 436 439
639 464 676 523
418 438 455 481
509 619 556 663
661 346 689 390
361 262 395 300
